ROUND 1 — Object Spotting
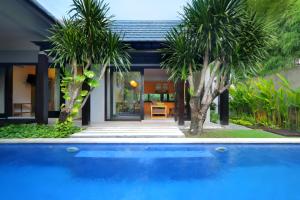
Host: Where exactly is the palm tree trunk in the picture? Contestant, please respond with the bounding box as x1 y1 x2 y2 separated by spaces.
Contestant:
59 110 70 123
189 97 201 135
189 96 210 135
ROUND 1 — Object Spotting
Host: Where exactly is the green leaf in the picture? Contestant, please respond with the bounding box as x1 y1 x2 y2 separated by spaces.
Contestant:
80 90 89 97
63 94 71 101
84 70 95 79
87 79 99 88
75 75 86 83
71 108 79 114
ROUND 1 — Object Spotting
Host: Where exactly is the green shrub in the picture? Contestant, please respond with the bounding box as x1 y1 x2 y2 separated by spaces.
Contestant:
54 121 81 137
230 74 300 130
0 123 81 139
210 111 219 124
230 119 253 127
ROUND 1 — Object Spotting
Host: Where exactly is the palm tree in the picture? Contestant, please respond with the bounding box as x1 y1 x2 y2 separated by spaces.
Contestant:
162 0 271 135
48 0 130 123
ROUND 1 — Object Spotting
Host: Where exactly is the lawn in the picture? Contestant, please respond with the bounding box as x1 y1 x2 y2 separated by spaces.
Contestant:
192 129 285 138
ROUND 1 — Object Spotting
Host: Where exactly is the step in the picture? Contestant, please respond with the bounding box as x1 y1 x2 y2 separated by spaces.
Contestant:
80 130 183 133
71 133 184 138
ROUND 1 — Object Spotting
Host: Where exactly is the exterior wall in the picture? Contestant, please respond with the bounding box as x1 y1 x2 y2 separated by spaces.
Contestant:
106 71 111 119
205 68 210 124
266 66 300 89
90 78 105 123
0 68 5 113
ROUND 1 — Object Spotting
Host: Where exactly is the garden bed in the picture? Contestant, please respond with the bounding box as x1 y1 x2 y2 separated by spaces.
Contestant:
0 124 81 139
263 128 300 137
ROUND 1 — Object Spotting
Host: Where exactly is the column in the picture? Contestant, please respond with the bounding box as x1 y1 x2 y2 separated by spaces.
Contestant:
35 52 49 124
82 83 91 126
219 89 229 125
4 64 13 117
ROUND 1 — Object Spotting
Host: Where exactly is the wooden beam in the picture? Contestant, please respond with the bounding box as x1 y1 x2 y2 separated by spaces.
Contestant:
176 80 185 125
35 52 49 124
4 64 13 117
219 89 229 125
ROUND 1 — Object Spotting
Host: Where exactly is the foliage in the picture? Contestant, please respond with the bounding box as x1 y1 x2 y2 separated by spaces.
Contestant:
188 129 284 138
230 74 300 130
54 121 81 137
48 0 130 123
162 0 272 135
210 111 219 124
0 124 81 139
230 119 253 127
248 0 300 75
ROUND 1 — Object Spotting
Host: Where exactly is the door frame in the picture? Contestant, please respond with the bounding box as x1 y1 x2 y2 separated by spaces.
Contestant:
107 68 144 121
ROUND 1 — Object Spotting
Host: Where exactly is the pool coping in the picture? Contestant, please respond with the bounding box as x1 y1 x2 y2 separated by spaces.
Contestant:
1 138 300 144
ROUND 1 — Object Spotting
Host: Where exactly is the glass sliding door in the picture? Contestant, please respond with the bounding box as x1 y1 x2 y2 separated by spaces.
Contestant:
111 71 142 120
13 65 35 117
0 67 5 116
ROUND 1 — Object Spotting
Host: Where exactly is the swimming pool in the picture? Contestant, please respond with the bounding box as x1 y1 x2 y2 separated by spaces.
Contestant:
0 144 299 200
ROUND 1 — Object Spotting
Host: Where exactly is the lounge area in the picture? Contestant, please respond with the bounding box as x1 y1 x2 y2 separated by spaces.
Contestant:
144 69 175 120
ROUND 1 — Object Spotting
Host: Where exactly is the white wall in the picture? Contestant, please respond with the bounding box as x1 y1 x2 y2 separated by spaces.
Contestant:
91 78 105 124
204 68 210 124
266 66 300 89
144 69 169 81
106 70 111 119
0 68 5 113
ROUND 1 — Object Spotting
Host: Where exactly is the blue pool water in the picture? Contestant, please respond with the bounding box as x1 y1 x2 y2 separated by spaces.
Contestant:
0 144 300 200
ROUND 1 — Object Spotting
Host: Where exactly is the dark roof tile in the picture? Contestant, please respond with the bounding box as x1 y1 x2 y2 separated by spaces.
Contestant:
112 20 180 42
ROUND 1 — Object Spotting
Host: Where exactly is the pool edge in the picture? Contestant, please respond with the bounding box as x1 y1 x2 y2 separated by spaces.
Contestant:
1 138 300 144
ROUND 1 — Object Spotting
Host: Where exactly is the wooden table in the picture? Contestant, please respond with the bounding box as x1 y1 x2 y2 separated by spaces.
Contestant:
151 105 167 119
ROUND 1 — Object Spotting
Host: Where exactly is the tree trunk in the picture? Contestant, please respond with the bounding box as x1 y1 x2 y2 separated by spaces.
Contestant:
59 109 70 123
198 107 208 134
189 96 210 135
189 97 201 135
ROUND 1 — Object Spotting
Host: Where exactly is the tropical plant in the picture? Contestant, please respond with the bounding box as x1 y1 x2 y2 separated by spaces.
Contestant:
48 0 130 123
162 0 271 135
230 74 300 130
247 0 300 75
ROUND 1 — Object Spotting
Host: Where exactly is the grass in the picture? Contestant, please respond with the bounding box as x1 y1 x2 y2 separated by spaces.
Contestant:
189 129 285 138
0 124 81 139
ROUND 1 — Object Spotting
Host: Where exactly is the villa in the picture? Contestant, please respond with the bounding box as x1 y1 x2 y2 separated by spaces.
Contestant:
1 1 300 200
0 0 229 126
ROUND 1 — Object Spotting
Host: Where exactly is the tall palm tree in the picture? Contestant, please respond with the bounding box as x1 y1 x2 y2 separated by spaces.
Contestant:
162 0 271 135
48 0 130 123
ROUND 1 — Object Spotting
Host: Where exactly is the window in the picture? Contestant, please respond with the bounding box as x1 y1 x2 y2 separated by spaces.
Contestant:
144 93 175 102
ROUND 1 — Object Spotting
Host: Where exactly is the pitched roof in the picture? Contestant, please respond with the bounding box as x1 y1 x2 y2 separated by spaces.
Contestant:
112 20 180 42
25 1 181 42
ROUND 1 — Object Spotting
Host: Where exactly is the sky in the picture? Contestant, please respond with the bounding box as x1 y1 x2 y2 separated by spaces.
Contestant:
36 0 188 20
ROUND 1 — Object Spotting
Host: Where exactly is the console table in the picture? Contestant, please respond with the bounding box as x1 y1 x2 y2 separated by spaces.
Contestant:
151 105 167 119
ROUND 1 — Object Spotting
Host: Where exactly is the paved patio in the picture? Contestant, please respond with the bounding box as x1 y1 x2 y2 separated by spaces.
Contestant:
71 119 251 138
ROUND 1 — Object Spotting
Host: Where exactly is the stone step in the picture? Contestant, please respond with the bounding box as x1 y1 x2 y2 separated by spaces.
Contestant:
71 133 184 138
86 127 178 131
82 129 180 133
